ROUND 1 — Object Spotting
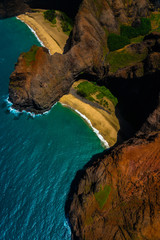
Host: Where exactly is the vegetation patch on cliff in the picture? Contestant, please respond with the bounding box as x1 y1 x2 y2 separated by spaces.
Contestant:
76 81 118 109
23 45 39 66
44 9 56 24
107 34 130 51
120 18 151 39
59 11 73 35
150 12 160 31
107 18 151 51
106 48 147 73
43 9 73 35
94 185 111 209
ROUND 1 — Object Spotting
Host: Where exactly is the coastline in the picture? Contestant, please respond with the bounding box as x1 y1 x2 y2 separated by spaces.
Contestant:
16 16 45 48
16 10 68 55
14 11 120 147
59 93 120 147
61 102 109 148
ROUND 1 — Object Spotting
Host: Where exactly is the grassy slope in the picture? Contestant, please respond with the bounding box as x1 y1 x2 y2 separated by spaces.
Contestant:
75 81 118 112
106 48 147 73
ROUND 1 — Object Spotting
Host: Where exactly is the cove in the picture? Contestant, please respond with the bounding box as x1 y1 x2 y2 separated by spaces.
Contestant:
0 17 104 239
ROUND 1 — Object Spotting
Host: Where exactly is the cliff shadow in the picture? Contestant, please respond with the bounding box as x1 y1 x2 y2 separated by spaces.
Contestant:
105 71 160 144
28 0 82 19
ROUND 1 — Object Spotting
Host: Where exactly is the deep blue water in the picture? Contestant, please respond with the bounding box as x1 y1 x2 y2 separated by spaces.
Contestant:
0 18 104 239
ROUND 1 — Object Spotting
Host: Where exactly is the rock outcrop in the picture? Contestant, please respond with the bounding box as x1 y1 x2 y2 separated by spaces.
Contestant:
9 0 151 113
0 0 29 18
66 98 160 240
9 46 75 113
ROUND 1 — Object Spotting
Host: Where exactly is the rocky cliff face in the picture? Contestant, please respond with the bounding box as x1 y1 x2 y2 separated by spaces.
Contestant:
0 0 29 18
9 46 75 113
66 100 160 240
9 0 150 113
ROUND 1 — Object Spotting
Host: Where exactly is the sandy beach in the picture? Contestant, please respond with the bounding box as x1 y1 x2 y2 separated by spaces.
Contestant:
17 10 69 55
59 93 120 147
17 9 120 147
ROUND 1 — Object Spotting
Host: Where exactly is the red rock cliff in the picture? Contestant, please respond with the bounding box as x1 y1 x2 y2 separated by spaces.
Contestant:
66 101 160 239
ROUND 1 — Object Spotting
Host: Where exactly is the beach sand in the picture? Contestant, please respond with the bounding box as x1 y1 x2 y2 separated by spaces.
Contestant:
17 10 69 55
59 93 120 147
17 9 120 147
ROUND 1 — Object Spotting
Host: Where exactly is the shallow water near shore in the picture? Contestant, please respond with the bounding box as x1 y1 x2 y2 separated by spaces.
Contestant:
0 18 104 239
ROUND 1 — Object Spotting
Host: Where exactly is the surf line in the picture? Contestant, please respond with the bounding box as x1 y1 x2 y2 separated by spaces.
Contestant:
5 96 57 118
16 16 51 55
60 102 109 149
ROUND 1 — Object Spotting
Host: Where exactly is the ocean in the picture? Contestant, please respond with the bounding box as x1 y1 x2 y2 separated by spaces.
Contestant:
0 17 104 239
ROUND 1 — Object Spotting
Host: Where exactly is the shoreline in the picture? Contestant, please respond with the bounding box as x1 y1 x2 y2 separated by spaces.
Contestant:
5 96 57 117
59 93 120 147
16 11 65 55
5 95 109 148
61 102 109 149
16 16 45 48
14 12 120 147
16 16 48 52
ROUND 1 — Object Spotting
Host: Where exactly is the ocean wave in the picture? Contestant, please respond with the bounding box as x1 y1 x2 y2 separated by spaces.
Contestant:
16 17 51 55
61 103 109 149
64 219 71 238
5 96 57 118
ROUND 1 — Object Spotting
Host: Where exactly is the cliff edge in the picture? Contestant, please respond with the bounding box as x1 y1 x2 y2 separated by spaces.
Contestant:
9 0 151 113
66 100 160 240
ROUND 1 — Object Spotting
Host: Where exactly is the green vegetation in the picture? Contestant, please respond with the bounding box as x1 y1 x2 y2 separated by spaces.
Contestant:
130 35 144 43
150 12 160 31
107 33 130 51
107 18 151 51
94 185 111 209
76 81 118 106
59 11 73 35
106 48 147 73
43 9 56 24
43 9 73 35
23 45 39 66
120 18 151 39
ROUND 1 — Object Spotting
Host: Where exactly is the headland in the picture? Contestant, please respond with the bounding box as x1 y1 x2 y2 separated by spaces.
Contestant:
14 10 120 147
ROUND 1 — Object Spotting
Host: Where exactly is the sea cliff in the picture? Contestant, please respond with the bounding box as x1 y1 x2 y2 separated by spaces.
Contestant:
66 98 160 239
3 0 160 239
9 0 151 114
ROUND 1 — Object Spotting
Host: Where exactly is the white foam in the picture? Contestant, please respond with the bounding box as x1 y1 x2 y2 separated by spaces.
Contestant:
64 219 71 238
16 17 51 55
61 103 109 149
5 96 57 118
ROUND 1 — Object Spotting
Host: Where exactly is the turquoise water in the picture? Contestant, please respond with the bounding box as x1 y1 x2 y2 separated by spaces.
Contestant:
0 18 104 239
